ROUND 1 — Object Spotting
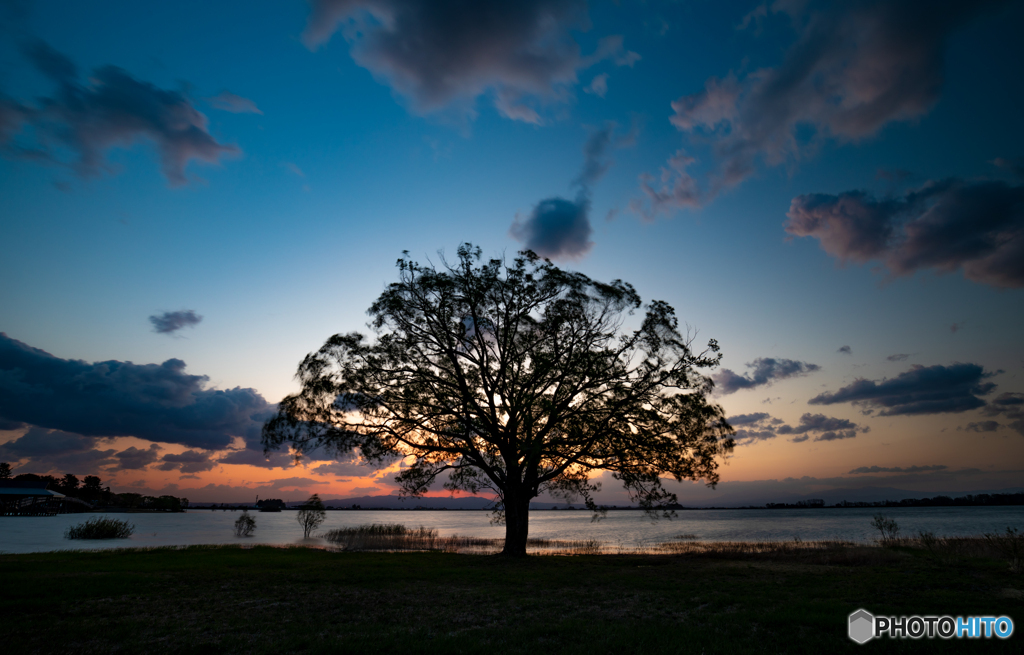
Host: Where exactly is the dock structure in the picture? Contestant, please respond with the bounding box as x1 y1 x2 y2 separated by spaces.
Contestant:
0 480 91 516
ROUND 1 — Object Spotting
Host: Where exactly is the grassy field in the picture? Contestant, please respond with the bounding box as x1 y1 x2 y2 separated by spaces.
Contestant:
1 541 1021 654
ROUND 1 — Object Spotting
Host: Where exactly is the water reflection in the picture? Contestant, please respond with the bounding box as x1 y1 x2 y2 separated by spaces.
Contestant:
1 506 1022 555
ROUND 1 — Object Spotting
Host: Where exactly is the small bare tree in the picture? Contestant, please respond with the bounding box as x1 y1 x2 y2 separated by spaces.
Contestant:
234 510 256 537
297 493 326 538
871 514 900 545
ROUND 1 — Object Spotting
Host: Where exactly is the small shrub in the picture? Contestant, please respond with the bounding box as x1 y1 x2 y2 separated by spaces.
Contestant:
918 530 937 551
984 527 1023 573
234 511 256 537
65 517 135 540
871 514 900 545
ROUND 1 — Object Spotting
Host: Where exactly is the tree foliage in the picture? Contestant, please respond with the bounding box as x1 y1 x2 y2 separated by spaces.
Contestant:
264 245 734 555
0 462 11 479
59 473 79 494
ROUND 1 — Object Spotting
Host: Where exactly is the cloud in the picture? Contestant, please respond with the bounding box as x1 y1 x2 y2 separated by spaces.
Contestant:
785 178 1024 288
114 444 162 470
962 420 1000 433
575 124 617 188
0 332 273 450
993 157 1024 180
585 73 608 98
311 457 370 478
0 427 117 474
727 413 784 446
2 39 238 185
0 95 30 143
510 196 593 261
837 345 852 355
301 0 637 123
726 411 866 445
149 310 203 335
713 357 820 395
728 412 772 426
218 448 296 469
980 392 1024 436
777 413 869 442
510 122 637 260
157 450 217 474
848 464 948 474
635 0 1007 217
809 363 996 416
877 169 913 182
268 476 327 490
0 418 25 431
208 91 262 115
887 354 909 362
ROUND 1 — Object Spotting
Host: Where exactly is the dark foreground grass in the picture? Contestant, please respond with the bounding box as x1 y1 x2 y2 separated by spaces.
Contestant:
1 543 1020 654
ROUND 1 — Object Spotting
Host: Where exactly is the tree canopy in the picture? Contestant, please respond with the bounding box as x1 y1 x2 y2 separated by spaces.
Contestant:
263 245 734 555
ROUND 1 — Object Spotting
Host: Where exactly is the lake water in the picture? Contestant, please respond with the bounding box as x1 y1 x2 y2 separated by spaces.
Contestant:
2 506 1022 555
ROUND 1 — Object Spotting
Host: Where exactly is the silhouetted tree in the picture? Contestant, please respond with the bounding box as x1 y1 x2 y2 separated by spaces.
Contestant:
264 245 734 556
117 492 143 508
80 475 103 503
14 473 60 491
59 473 80 495
0 462 11 479
296 494 326 538
234 510 257 537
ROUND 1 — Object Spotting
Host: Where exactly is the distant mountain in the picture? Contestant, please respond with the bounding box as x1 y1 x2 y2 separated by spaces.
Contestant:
290 495 498 510
676 486 1024 508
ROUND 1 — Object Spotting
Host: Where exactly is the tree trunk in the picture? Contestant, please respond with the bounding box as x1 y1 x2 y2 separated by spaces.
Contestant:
500 491 531 557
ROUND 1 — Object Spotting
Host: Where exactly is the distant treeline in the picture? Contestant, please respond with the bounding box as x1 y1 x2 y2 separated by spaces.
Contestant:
1 465 188 511
766 493 1024 509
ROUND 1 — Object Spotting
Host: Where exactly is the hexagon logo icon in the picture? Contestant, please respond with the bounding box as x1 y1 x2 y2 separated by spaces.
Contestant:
849 609 874 644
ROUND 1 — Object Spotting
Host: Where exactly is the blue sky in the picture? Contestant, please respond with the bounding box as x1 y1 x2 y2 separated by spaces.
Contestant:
1 0 1022 504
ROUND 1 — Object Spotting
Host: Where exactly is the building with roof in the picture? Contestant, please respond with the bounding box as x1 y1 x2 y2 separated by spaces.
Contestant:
0 480 74 516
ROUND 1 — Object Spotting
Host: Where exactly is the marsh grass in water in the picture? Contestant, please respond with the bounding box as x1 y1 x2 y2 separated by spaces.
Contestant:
321 523 605 554
64 517 135 540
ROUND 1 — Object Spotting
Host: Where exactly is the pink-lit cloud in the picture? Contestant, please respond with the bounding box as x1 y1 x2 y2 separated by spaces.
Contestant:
636 0 1008 217
785 178 1024 288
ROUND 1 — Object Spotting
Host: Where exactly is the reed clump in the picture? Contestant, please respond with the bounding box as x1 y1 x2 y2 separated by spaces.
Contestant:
914 531 997 564
64 517 135 540
320 524 613 554
322 524 450 551
650 538 903 565
984 527 1024 573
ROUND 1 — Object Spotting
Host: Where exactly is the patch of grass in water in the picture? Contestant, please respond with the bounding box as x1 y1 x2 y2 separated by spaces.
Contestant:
64 517 135 540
